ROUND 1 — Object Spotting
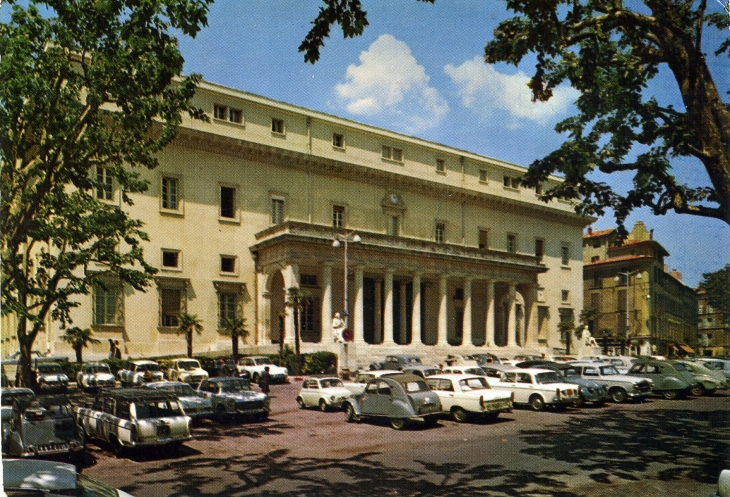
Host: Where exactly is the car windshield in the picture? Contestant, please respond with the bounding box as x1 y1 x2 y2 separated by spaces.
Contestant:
354 374 374 383
535 372 562 384
407 357 422 364
404 380 429 393
459 377 490 391
86 365 110 374
220 380 252 393
673 363 687 371
255 358 273 365
36 364 62 373
140 363 160 371
133 399 182 419
599 366 620 375
320 379 344 388
464 368 485 375
560 367 579 376
2 391 34 406
422 369 440 377
166 384 196 396
179 361 200 370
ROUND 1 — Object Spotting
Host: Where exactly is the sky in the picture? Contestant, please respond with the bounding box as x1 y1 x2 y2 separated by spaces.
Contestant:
6 0 728 287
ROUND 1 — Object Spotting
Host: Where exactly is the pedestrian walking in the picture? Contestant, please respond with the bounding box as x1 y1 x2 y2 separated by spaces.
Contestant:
108 339 115 360
258 366 271 394
114 340 122 360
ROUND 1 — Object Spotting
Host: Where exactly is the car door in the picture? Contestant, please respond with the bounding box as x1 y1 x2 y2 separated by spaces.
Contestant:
301 380 318 406
512 372 535 403
430 379 456 412
360 380 390 416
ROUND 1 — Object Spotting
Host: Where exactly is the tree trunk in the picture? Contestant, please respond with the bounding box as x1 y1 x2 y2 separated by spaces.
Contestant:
295 308 301 375
75 346 83 364
187 329 193 358
232 331 239 361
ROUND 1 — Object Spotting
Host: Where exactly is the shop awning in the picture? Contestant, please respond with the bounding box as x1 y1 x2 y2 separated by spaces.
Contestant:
677 343 695 354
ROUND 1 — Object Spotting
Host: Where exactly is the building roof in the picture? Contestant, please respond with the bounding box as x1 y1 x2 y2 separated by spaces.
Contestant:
585 254 655 266
584 228 616 239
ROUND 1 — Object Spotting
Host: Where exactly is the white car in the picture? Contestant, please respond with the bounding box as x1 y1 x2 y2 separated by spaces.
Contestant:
76 362 116 391
117 360 165 386
166 358 209 384
493 368 579 411
235 356 288 383
341 370 400 395
426 374 513 422
296 376 352 411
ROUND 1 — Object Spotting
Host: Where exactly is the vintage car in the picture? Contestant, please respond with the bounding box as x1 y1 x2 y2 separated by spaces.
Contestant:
401 365 441 379
481 364 521 386
551 364 609 407
3 458 137 497
673 360 729 396
200 357 247 378
627 359 696 399
75 388 192 455
492 368 579 411
166 358 209 385
465 353 503 365
76 362 116 391
442 364 488 377
566 362 654 403
117 360 165 386
341 369 400 395
342 373 441 430
426 374 513 422
370 354 422 371
31 361 69 393
712 469 730 497
691 357 730 379
144 381 215 421
197 377 270 422
2 387 35 430
297 376 352 411
235 356 288 383
3 395 85 458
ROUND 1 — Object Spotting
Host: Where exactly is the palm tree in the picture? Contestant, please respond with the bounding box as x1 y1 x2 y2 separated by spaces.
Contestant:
221 317 248 362
285 287 310 375
60 326 100 363
558 318 576 355
178 314 203 358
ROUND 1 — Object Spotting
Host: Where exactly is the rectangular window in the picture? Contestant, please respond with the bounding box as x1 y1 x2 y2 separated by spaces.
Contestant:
562 290 570 302
161 288 181 327
535 239 544 261
479 229 488 250
218 293 237 328
333 133 344 148
161 177 179 210
436 159 445 173
387 215 400 236
220 186 235 218
507 234 517 254
214 104 227 120
535 183 543 195
435 222 445 243
271 198 284 225
96 166 113 200
271 118 284 134
591 255 600 263
382 145 403 162
229 108 242 123
93 282 121 325
332 205 345 228
221 256 236 274
593 272 600 288
561 244 570 265
300 274 318 287
162 250 180 269
479 169 488 183
503 176 520 189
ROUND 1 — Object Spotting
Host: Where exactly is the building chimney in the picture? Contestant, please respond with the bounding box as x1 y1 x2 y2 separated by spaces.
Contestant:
650 229 654 240
587 227 593 235
664 264 668 273
670 269 682 282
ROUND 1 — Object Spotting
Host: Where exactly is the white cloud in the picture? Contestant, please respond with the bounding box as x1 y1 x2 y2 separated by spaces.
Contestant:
335 34 448 134
445 57 577 128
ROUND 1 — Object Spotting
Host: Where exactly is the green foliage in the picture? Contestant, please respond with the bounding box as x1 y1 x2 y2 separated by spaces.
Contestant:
178 313 203 358
285 286 311 375
302 351 338 375
59 326 100 363
0 0 212 387
220 316 248 361
700 264 730 322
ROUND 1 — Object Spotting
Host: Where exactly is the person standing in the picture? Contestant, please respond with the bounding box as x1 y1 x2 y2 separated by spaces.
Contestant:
108 339 116 360
258 366 271 394
114 340 122 360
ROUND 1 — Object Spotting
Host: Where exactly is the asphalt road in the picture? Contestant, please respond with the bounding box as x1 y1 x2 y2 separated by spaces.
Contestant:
71 380 729 497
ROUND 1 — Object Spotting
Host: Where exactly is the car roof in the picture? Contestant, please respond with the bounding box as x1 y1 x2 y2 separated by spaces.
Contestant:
145 381 189 387
427 374 487 381
3 458 78 492
133 360 159 364
205 376 249 383
508 368 557 374
97 388 179 402
385 373 425 384
356 369 400 376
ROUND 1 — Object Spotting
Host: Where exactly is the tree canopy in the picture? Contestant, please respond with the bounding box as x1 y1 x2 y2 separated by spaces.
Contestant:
0 0 212 386
700 264 730 321
301 0 730 233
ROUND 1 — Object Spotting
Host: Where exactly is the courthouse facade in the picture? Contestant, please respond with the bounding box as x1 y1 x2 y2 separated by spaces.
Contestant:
13 81 590 366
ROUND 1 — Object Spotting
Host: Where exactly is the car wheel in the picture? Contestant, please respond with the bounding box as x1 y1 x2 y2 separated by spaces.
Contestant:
662 390 678 400
390 417 407 430
529 395 545 411
344 403 358 423
110 437 125 458
452 407 468 423
573 395 585 408
609 387 627 403
296 397 306 409
690 384 705 397
319 399 328 412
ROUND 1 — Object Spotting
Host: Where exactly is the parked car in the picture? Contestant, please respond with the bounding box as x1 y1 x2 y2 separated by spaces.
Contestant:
75 388 192 455
197 377 270 422
673 360 728 396
545 364 609 407
465 353 502 365
481 364 520 386
296 376 351 411
144 381 215 421
200 357 247 378
342 373 441 430
441 364 488 377
691 357 730 379
341 370 400 395
236 356 288 383
564 362 653 403
1 387 35 431
76 362 116 391
2 395 85 458
627 359 695 399
605 356 637 374
401 365 441 379
492 368 579 411
3 458 137 497
426 374 513 422
370 354 422 371
31 361 68 393
711 469 730 497
117 360 165 386
166 358 209 385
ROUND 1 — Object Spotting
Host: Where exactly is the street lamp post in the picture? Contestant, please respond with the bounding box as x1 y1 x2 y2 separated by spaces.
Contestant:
333 232 361 370
615 270 642 353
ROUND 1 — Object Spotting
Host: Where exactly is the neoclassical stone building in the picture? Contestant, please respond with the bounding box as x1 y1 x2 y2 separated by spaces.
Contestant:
15 81 589 367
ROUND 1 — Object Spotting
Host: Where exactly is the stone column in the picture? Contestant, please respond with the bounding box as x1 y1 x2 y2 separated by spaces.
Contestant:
399 280 408 344
383 269 395 345
524 284 538 347
485 281 495 347
284 264 300 345
321 264 332 343
374 278 382 343
411 273 422 345
257 272 270 345
437 274 449 346
354 267 365 345
506 282 517 348
463 277 473 347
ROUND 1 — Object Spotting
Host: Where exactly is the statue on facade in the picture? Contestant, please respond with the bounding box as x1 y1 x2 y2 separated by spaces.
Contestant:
581 326 598 347
332 312 346 343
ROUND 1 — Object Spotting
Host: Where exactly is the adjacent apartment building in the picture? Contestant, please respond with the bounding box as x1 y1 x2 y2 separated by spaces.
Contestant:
6 81 590 367
583 221 698 357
